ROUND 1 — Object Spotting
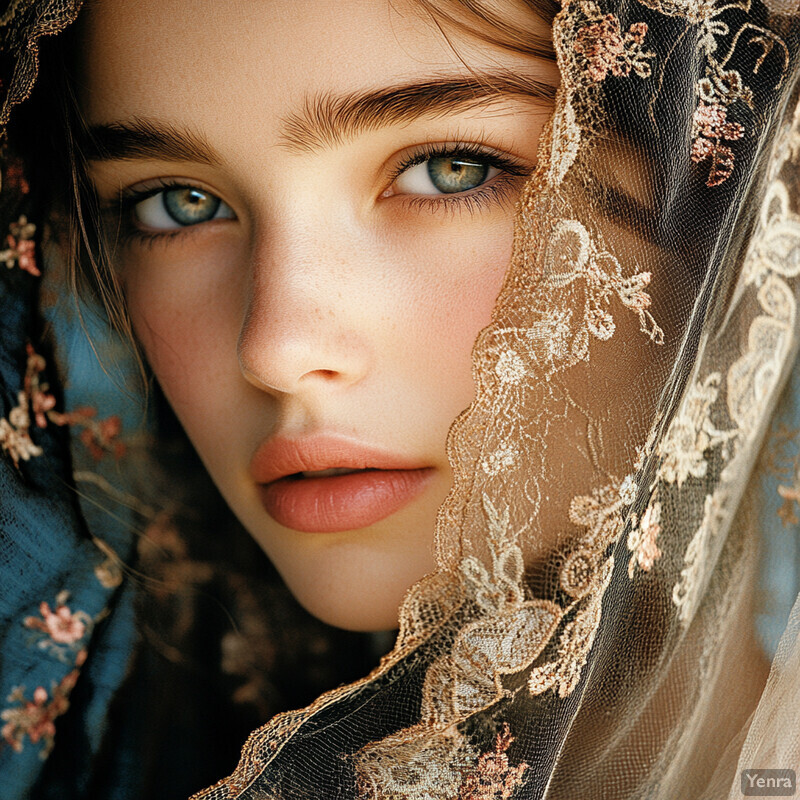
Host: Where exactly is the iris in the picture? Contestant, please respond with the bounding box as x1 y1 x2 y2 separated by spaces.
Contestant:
426 157 489 193
163 187 222 225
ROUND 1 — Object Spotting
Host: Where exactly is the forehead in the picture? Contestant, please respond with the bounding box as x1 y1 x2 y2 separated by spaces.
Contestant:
76 0 556 127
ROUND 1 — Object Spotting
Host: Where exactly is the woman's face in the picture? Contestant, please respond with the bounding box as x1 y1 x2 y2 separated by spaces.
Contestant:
80 0 557 630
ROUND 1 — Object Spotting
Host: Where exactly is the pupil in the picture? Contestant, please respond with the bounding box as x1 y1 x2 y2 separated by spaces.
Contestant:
427 156 488 194
164 188 221 225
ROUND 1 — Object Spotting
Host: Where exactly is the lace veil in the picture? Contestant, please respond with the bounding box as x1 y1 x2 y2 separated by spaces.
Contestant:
2 0 800 798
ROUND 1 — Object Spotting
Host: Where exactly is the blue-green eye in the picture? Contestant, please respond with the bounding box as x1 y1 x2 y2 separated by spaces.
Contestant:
393 156 498 196
427 157 490 193
133 186 235 229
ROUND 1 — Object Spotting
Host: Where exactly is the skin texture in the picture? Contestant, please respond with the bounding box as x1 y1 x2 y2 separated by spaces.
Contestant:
78 0 558 630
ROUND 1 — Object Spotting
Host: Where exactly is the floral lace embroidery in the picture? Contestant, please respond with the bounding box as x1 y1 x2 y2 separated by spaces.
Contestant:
528 480 625 696
741 181 800 293
656 372 736 487
672 491 728 624
636 0 788 187
528 556 614 698
560 481 625 599
669 103 800 624
691 101 745 188
573 12 653 82
354 495 563 799
529 218 663 370
456 725 528 800
627 497 662 577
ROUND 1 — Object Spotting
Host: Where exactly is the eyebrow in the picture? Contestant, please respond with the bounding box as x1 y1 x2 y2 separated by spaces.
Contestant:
279 71 557 153
84 117 219 165
85 70 556 164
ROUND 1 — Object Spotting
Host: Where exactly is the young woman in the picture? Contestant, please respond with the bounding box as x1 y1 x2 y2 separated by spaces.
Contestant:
1 0 799 798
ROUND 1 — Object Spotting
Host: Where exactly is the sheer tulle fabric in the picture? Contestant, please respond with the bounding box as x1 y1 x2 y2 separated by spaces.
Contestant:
2 0 800 798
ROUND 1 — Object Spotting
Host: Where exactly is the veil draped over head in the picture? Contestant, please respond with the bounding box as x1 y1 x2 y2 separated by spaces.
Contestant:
3 0 800 798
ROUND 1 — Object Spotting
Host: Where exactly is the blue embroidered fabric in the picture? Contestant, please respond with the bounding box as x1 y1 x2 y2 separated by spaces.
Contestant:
0 244 144 797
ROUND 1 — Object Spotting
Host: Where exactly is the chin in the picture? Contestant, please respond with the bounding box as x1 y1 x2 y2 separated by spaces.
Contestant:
270 539 437 632
234 488 441 631
293 587 404 632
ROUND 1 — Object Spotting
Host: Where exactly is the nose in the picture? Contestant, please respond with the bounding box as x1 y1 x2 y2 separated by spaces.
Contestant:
237 228 372 396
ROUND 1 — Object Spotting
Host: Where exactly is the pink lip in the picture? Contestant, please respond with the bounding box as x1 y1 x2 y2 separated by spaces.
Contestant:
250 434 435 533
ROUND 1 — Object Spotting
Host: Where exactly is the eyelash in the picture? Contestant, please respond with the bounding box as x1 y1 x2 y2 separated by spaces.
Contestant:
104 143 532 247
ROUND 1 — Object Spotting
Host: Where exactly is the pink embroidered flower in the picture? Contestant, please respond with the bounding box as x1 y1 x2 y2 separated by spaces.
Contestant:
24 344 56 428
574 15 651 82
4 160 31 195
693 102 744 142
49 406 126 460
14 238 39 276
691 102 745 187
1 669 80 757
458 724 528 800
80 414 125 460
0 216 40 277
1 687 57 753
25 601 87 645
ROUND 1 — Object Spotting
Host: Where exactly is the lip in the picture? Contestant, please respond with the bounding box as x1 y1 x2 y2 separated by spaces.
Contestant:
250 434 435 533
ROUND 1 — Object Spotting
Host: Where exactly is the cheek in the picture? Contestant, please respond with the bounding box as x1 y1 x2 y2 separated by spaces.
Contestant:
121 242 245 429
397 219 514 410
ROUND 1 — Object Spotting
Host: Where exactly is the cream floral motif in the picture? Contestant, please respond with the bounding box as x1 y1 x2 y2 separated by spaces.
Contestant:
527 218 663 370
657 372 736 487
741 182 800 290
560 480 625 599
481 444 519 477
672 491 728 624
671 285 797 624
494 350 527 385
546 99 582 186
726 276 796 437
670 102 800 624
527 480 626 697
627 498 662 577
725 179 799 441
0 215 39 276
619 474 638 505
634 0 714 22
355 495 562 800
0 390 42 466
528 556 615 698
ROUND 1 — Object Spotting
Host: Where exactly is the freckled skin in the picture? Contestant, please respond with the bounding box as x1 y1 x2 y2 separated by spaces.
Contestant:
79 0 556 630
